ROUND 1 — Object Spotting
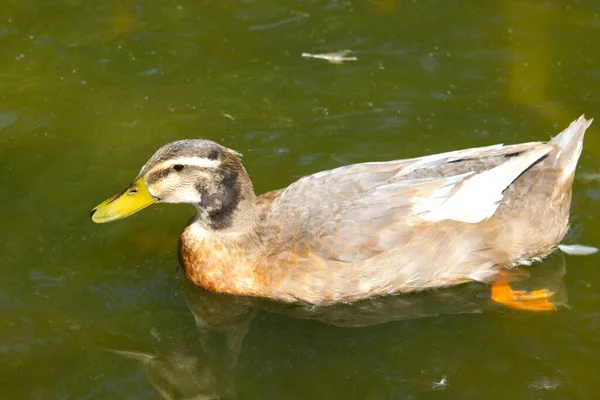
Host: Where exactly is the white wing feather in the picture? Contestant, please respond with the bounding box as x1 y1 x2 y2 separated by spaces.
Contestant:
419 145 552 223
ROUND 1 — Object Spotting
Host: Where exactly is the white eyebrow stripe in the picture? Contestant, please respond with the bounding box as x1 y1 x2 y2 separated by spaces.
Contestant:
146 157 221 175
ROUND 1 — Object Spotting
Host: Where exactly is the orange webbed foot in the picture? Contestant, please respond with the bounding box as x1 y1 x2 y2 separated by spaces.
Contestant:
491 276 556 312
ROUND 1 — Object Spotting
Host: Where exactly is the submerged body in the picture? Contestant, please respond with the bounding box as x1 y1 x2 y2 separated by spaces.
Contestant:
92 116 593 309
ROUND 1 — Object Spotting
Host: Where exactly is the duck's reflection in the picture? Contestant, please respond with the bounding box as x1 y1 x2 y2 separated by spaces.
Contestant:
110 254 567 399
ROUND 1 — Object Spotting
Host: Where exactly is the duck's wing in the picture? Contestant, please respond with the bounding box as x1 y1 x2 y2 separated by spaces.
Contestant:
264 141 552 264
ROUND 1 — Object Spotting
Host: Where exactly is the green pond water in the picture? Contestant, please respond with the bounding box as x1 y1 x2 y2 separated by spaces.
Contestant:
2 0 600 398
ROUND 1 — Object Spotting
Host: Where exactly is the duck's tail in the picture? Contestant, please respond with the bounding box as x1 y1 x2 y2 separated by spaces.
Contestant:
550 115 593 182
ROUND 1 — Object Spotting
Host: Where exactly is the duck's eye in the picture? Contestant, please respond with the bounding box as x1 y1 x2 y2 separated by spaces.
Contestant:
173 164 184 172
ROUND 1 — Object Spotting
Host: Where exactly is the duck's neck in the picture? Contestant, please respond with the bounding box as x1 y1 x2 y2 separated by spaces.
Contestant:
179 195 263 295
189 192 259 235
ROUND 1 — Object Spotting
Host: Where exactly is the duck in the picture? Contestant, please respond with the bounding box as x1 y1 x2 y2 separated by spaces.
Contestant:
91 116 593 311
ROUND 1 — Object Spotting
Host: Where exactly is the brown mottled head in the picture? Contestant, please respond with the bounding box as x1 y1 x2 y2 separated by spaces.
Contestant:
140 139 254 230
91 138 258 230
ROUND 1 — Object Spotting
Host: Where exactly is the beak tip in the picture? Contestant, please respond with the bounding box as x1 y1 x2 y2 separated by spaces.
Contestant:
90 207 105 224
90 178 155 224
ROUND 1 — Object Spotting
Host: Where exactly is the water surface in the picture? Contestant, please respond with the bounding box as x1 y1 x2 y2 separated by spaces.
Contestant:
2 0 600 398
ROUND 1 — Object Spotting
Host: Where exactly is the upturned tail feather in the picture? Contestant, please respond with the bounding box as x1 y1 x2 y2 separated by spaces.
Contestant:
550 115 593 181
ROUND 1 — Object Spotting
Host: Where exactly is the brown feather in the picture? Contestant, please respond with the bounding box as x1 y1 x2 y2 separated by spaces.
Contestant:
174 117 592 305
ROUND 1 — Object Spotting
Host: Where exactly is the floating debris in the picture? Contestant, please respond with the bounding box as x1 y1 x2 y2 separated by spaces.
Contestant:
222 113 235 121
528 376 561 391
558 244 599 256
431 375 448 391
301 50 358 64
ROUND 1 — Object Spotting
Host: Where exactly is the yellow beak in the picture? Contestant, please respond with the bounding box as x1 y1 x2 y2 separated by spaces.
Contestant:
91 177 158 223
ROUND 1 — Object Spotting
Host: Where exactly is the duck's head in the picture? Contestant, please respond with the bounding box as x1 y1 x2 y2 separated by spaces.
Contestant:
91 139 256 231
